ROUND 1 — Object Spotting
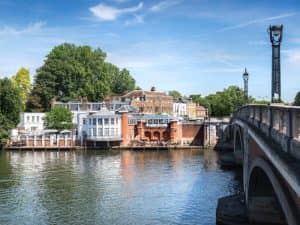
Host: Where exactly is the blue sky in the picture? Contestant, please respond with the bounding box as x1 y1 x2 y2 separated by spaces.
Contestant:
0 0 300 102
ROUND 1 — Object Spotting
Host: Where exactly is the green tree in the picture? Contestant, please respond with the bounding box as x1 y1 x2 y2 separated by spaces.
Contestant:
45 107 73 130
168 90 182 100
294 91 300 106
28 43 136 111
191 86 247 117
0 78 22 146
0 78 22 125
0 113 13 147
11 67 31 111
111 68 135 95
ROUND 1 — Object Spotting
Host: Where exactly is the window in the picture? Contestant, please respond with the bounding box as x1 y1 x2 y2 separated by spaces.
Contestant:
111 128 115 136
27 116 30 122
32 116 35 123
111 118 114 125
104 128 109 136
98 118 103 125
104 118 109 125
37 116 39 123
93 128 96 136
83 119 86 125
88 128 92 136
98 128 103 136
116 118 119 124
89 119 91 125
93 118 96 125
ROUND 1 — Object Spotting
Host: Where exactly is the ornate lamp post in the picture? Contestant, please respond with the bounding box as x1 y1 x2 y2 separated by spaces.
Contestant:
268 24 283 103
243 68 249 105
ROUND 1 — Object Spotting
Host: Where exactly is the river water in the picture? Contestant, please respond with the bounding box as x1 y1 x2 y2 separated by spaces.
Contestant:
0 150 241 225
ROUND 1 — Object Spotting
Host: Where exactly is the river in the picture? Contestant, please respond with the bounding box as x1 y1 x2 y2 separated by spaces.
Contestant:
0 149 241 225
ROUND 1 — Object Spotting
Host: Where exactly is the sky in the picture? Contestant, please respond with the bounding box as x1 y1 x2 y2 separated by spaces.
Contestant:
0 0 300 102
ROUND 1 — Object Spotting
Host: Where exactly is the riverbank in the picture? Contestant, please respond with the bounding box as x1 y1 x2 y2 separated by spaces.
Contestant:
3 145 208 151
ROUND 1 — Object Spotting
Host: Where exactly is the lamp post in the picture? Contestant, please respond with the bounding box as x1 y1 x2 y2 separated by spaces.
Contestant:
268 24 283 103
243 68 249 105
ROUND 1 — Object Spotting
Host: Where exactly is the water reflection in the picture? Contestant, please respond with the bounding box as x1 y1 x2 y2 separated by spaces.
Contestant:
0 150 240 225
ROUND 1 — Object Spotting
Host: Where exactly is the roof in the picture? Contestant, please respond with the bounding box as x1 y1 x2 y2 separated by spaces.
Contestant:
90 106 115 116
116 105 138 113
129 113 177 121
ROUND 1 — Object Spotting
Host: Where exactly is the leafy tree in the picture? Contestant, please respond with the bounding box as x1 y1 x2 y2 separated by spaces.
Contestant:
255 100 270 105
294 91 300 106
191 86 246 117
111 68 135 95
0 78 22 125
0 78 22 146
28 43 136 111
168 90 182 100
45 107 73 130
11 67 31 111
0 113 13 147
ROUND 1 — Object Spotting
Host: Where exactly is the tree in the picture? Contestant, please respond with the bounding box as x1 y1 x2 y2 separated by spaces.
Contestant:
44 107 73 130
0 78 22 146
111 68 135 95
11 67 31 111
0 78 22 125
190 86 246 117
168 90 182 100
28 43 136 111
294 91 300 106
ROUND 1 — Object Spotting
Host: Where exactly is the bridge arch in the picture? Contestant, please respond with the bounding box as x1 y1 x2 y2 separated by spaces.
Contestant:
233 125 243 153
233 125 244 165
247 158 298 225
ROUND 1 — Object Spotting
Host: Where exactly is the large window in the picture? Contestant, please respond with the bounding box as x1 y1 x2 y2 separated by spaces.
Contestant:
104 128 109 136
111 118 115 125
93 118 96 125
111 128 115 136
98 118 103 125
98 128 103 136
104 118 109 125
93 128 96 136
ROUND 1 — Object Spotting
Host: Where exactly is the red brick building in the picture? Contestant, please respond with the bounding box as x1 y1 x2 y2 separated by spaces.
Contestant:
119 112 205 146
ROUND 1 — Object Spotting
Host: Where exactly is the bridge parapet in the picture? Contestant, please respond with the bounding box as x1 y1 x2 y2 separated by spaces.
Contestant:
234 104 300 159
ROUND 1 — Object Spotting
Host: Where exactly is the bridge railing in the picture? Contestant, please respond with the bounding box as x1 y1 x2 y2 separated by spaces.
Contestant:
234 104 300 159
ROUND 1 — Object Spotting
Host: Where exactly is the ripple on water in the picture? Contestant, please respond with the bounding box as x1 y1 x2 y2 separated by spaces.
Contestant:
0 150 241 225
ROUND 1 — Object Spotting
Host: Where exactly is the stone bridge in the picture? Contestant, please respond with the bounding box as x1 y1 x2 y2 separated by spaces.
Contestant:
218 104 300 225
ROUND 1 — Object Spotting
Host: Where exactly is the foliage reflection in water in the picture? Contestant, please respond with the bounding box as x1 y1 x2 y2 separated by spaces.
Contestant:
0 149 240 225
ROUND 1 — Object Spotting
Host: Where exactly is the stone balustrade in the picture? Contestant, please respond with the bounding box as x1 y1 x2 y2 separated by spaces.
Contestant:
234 104 300 160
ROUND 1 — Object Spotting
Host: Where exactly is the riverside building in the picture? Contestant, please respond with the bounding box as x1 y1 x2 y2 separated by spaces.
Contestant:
77 106 122 147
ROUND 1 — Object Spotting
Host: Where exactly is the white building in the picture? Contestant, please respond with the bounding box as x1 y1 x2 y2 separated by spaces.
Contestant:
77 107 122 144
52 99 106 125
173 99 187 118
17 112 46 134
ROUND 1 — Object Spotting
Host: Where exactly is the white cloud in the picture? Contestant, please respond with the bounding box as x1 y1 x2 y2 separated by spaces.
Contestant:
125 14 144 26
111 0 130 3
284 48 300 65
0 21 45 36
150 0 182 12
89 2 143 21
219 13 296 32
